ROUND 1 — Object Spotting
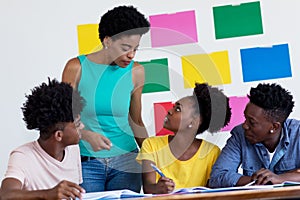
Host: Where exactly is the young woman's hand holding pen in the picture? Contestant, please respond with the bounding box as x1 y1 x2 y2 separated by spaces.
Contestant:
156 177 175 194
150 163 175 193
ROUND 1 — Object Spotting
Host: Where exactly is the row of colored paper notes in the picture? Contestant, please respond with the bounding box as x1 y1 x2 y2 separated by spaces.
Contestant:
78 1 264 52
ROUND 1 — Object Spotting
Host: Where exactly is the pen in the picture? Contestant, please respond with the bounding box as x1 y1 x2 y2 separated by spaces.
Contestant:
150 163 165 177
244 180 256 187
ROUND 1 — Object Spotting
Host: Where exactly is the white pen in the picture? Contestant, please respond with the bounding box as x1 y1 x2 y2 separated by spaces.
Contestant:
244 180 256 187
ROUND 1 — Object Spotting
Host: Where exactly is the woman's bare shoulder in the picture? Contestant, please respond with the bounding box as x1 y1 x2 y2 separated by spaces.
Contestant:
64 57 81 70
62 57 82 88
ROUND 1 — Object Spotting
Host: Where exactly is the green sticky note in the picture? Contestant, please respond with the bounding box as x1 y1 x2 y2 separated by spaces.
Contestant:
139 58 170 93
213 1 263 39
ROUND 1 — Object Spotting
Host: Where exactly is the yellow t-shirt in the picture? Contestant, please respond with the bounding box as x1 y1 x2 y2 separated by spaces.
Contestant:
136 135 220 189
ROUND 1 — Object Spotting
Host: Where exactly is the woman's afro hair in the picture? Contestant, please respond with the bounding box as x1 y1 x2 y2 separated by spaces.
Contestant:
98 5 150 42
193 83 232 133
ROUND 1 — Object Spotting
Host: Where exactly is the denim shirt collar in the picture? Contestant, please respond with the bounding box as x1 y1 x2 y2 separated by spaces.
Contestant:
282 120 291 147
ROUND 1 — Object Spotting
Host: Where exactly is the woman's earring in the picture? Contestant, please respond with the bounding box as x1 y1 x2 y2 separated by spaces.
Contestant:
104 46 108 50
188 124 192 128
270 130 274 133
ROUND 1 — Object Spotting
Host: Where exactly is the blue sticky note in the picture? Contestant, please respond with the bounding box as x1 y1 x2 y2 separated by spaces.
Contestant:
240 44 292 82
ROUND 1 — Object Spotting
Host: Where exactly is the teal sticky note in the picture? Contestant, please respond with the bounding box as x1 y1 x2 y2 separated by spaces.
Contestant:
213 1 263 39
139 58 170 93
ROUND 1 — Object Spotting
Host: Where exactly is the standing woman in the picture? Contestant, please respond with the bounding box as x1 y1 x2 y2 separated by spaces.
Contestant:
62 5 150 193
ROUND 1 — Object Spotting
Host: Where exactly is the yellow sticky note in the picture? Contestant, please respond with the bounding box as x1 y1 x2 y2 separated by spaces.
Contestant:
181 51 231 88
77 24 102 55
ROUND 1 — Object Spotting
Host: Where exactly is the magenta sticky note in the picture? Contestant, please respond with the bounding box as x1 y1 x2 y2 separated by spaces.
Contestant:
221 96 249 131
154 102 174 136
150 10 198 47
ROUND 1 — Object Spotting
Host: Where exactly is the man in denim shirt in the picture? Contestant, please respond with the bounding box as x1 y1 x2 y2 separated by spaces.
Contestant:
209 83 300 188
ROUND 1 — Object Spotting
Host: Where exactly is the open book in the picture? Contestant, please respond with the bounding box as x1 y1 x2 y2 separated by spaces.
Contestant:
78 181 300 199
171 181 300 194
79 189 153 200
171 186 210 194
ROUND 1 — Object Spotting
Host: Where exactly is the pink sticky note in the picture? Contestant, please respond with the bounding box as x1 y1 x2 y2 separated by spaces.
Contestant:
221 96 249 131
154 102 174 136
150 10 198 47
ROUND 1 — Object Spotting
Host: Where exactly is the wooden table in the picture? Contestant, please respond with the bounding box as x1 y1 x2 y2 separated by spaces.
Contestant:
136 185 300 200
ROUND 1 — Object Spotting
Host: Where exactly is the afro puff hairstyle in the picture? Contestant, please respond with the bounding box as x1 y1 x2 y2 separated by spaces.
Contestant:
22 78 85 139
98 5 150 42
248 83 294 123
193 83 232 133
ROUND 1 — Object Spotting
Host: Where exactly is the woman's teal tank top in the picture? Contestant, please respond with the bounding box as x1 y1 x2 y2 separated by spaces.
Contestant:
77 55 137 158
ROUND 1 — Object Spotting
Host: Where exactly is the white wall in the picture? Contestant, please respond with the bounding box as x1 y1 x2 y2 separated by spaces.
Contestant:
1 0 300 180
